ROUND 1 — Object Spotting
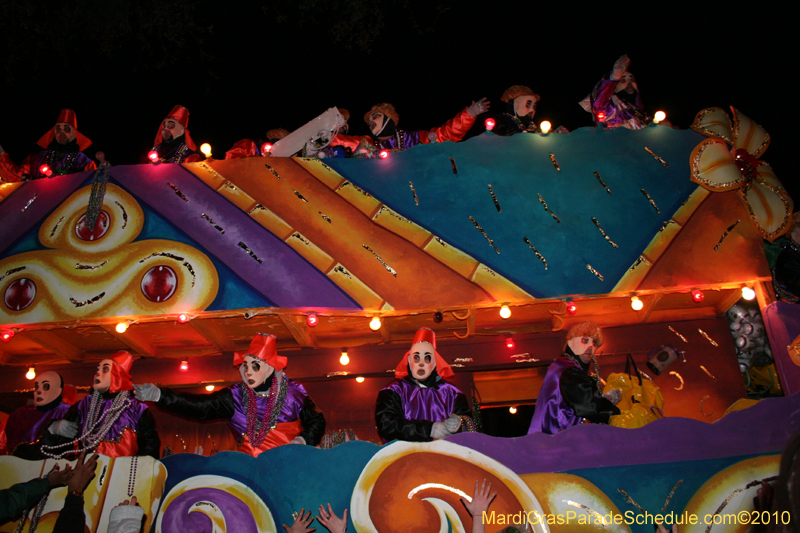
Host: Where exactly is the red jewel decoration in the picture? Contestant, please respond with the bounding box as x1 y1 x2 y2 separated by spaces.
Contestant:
140 265 178 303
5 278 37 311
75 211 110 241
733 148 759 181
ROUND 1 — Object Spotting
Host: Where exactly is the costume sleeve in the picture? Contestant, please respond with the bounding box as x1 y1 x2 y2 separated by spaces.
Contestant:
330 134 364 151
0 477 50 524
106 504 146 533
560 368 620 424
36 404 81 459
375 389 433 442
135 408 161 459
0 152 29 182
52 494 86 533
298 396 325 446
156 388 235 421
423 107 476 144
591 73 620 118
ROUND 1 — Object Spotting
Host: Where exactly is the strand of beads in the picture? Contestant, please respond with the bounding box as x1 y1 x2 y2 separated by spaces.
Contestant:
242 375 289 447
127 456 138 497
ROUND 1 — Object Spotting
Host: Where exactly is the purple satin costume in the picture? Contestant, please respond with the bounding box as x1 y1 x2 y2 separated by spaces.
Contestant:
3 402 71 454
378 131 423 151
74 394 151 442
30 150 95 179
591 73 648 129
226 381 308 442
528 358 582 435
387 379 462 422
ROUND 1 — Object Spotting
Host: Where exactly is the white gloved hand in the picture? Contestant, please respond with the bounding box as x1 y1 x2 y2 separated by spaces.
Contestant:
467 97 490 117
290 436 306 445
612 54 630 80
443 414 462 433
431 421 452 440
49 420 78 438
133 383 161 402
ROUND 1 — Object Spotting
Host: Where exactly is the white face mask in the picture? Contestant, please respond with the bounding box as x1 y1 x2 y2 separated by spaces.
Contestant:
161 119 186 142
93 359 114 392
408 341 436 381
567 336 596 364
368 112 387 137
35 371 62 405
239 355 274 389
54 122 77 144
513 95 538 119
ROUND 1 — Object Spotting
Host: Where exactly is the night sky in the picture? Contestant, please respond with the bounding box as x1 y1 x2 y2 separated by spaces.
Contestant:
1 3 795 197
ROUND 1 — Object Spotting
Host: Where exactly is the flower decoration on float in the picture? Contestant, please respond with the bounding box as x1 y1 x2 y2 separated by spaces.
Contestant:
690 106 792 241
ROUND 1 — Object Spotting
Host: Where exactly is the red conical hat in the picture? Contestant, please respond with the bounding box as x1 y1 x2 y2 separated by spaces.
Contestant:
36 109 92 151
108 350 134 392
153 105 197 150
233 333 288 371
395 327 454 379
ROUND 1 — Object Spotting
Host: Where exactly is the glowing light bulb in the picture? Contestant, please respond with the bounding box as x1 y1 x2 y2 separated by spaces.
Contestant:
485 118 496 131
692 290 704 302
631 296 644 311
509 406 517 414
654 111 666 123
378 150 389 159
26 367 36 380
200 143 212 158
369 316 382 331
340 349 350 365
597 111 606 122
115 321 129 333
261 142 273 154
499 305 511 319
205 384 215 392
39 164 52 177
505 337 515 349
539 121 552 134
1 330 14 342
567 302 577 315
179 360 189 372
356 376 365 383
147 150 159 163
178 313 189 323
306 313 318 327
742 287 756 300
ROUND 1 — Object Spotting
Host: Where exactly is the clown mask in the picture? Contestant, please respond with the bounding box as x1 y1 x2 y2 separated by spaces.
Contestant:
34 371 62 406
161 118 185 143
54 122 77 145
615 72 637 94
513 95 538 119
368 112 387 137
240 355 274 389
93 359 114 392
409 341 436 381
567 336 596 364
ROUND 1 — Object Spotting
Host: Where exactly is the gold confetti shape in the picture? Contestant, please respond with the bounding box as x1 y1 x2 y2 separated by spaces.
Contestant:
375 206 410 223
586 264 604 281
617 488 646 515
167 182 189 202
183 261 197 287
433 236 448 247
548 153 561 171
248 203 267 215
333 265 352 279
49 216 65 237
362 244 397 276
661 479 684 512
451 363 465 368
537 193 561 223
481 266 497 277
523 237 548 270
292 233 311 246
703 476 779 533
294 190 309 202
114 201 128 229
714 220 740 251
668 326 688 343
669 371 684 390
70 292 106 307
700 365 718 382
326 371 350 377
264 163 281 179
315 159 334 172
628 255 651 272
514 357 540 363
454 358 473 363
592 217 619 248
644 146 669 167
20 193 38 212
335 180 372 197
139 252 185 263
75 260 109 271
700 395 714 418
319 211 332 224
223 181 237 191
409 181 419 206
201 213 225 234
641 189 661 214
0 266 26 284
563 500 610 526
449 156 458 174
698 329 719 347
511 353 532 359
659 219 676 232
469 216 500 254
593 172 611 194
486 184 503 213
238 242 264 264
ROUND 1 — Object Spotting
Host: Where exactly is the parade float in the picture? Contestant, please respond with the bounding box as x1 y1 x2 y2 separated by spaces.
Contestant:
1 107 798 532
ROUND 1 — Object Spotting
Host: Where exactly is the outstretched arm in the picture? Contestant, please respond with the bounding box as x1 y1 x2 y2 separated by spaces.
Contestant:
461 479 498 533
